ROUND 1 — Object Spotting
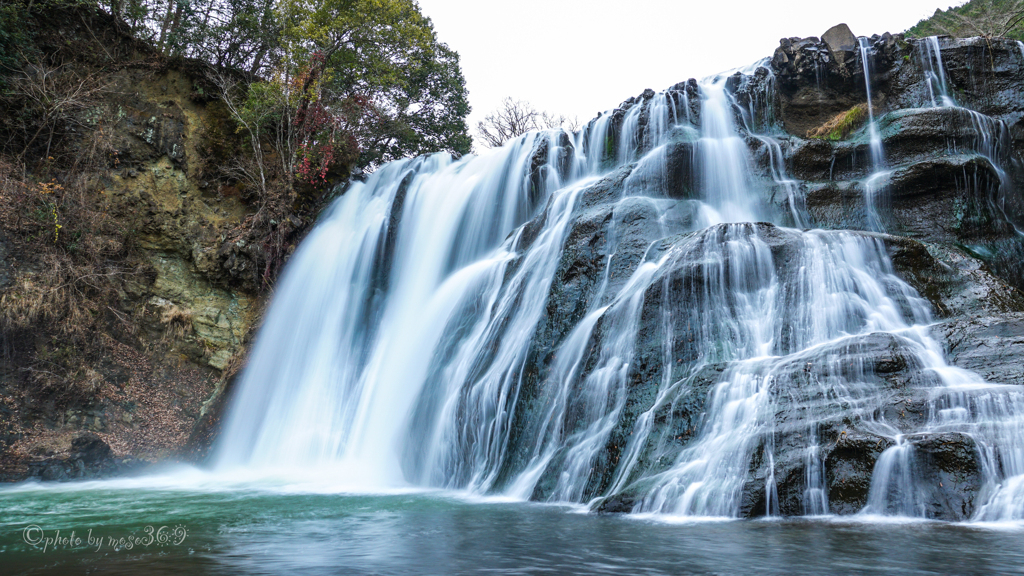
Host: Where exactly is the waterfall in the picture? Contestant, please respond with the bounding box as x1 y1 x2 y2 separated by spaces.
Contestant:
697 76 761 223
627 229 938 517
752 134 805 228
213 54 1024 522
857 38 884 170
858 37 888 233
921 36 956 107
214 134 570 482
856 36 1024 521
914 41 1022 238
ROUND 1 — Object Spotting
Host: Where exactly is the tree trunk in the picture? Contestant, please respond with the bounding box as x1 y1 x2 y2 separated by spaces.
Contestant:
167 2 185 56
157 0 175 54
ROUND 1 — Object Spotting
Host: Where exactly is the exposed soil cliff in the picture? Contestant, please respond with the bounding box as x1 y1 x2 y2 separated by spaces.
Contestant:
0 6 328 480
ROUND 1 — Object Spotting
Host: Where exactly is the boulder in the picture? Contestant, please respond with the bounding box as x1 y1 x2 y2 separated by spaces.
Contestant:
911 432 983 520
825 432 895 515
822 23 858 66
26 433 147 482
822 24 857 53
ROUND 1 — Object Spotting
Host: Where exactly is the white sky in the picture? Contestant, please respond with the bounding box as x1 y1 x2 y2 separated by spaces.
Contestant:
416 0 965 147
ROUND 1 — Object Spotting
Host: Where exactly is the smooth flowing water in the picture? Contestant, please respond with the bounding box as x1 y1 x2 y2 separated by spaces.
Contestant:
921 36 956 107
858 37 888 232
856 35 1024 524
205 46 1024 523
4 37 1024 574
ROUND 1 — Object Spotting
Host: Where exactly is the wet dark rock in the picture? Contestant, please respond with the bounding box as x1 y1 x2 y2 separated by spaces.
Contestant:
887 37 1024 130
529 131 575 203
739 330 929 517
878 107 1010 166
772 33 869 136
576 164 632 212
682 79 702 124
910 432 983 520
502 173 684 496
825 433 894 515
71 432 113 463
803 180 867 230
531 26 1024 521
787 138 840 181
594 361 725 514
884 154 1006 241
942 313 1024 385
787 107 1014 185
596 492 637 514
25 433 149 482
828 432 983 520
662 141 697 199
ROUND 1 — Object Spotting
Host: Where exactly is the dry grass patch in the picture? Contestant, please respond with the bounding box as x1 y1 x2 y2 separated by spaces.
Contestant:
807 103 869 140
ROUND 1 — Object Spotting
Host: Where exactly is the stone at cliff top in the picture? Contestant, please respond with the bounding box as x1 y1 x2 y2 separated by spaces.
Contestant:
822 23 857 55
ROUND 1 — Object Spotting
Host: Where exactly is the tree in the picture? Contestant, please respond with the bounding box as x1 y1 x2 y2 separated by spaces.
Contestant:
908 0 1024 40
213 0 471 202
103 0 282 73
358 40 472 165
476 97 580 148
0 4 34 86
278 0 471 166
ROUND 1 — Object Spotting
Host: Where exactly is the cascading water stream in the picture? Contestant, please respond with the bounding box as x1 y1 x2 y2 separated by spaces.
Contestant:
214 133 571 483
213 50 1024 523
914 36 1023 238
858 37 889 233
922 36 956 107
752 134 805 228
851 35 1024 521
696 76 761 224
857 38 884 170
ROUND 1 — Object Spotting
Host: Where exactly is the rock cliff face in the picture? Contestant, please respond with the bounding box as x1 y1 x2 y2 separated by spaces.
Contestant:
236 29 1021 520
494 31 1024 519
0 8 320 481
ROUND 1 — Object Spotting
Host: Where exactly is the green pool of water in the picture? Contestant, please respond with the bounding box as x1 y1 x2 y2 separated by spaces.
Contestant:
2 471 1022 575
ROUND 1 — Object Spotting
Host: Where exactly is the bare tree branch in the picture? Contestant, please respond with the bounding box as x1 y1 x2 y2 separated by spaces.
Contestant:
476 97 580 149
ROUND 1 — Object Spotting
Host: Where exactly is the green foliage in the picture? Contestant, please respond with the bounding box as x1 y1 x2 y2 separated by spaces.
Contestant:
359 40 472 164
8 0 471 177
106 0 282 74
106 0 471 169
278 0 471 165
906 0 1024 41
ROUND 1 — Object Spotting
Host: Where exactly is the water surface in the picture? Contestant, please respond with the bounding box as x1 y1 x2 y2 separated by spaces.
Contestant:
2 476 1022 575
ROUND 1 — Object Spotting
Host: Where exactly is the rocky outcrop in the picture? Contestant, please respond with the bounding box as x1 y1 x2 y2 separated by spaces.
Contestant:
0 6 324 480
496 26 1024 521
25 432 147 482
